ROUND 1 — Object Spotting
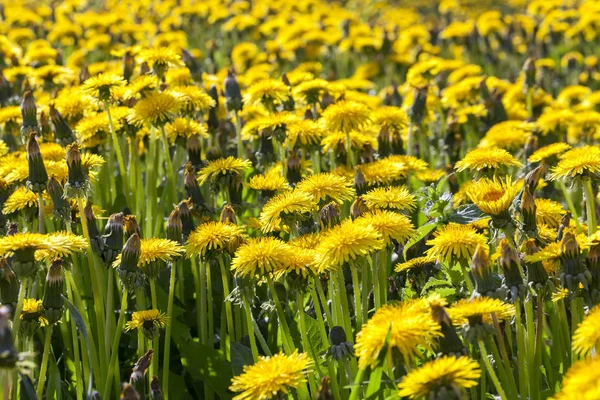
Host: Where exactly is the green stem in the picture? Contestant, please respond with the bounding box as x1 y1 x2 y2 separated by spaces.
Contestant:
65 276 84 400
296 291 321 391
145 129 158 238
516 300 528 400
159 125 178 207
217 254 234 358
314 279 333 326
583 178 597 235
459 262 474 293
104 267 114 374
162 260 178 399
37 192 44 234
266 277 294 354
103 290 128 400
350 266 362 330
559 182 582 232
478 339 508 400
12 278 27 342
234 112 244 160
35 325 53 398
105 101 131 207
348 368 364 400
525 299 538 400
241 293 259 362
191 258 204 343
150 280 159 380
336 271 353 341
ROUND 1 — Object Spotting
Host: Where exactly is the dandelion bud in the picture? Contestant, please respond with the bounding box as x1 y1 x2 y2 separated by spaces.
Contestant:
520 190 537 237
524 239 548 290
121 383 141 400
181 49 201 82
319 202 340 230
207 85 220 131
522 57 536 92
281 74 295 112
39 110 52 140
328 326 354 360
64 143 89 198
205 146 222 161
498 241 526 301
20 91 38 136
0 306 18 369
317 376 333 400
524 164 545 193
353 169 367 196
431 304 466 356
49 104 76 146
471 245 501 298
556 211 570 241
118 233 142 292
139 61 150 76
186 135 202 168
350 196 368 220
130 349 153 391
184 163 205 210
123 51 135 82
286 149 302 185
408 85 428 125
166 208 183 244
42 258 64 325
124 215 141 239
83 201 104 257
0 260 18 311
524 135 538 160
79 64 90 84
320 91 334 110
224 69 243 113
151 376 164 400
177 199 195 240
7 223 17 236
560 232 591 293
103 213 124 266
26 133 48 193
220 204 237 225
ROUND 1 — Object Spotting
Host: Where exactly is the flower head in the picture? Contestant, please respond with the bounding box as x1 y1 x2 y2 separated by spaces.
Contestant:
321 100 371 133
448 297 515 326
356 210 416 246
549 146 600 181
455 147 522 174
197 157 251 187
186 222 245 258
572 305 600 357
467 176 519 218
129 91 183 127
426 224 489 264
82 73 126 101
295 173 355 205
528 142 571 163
243 78 290 108
354 298 442 369
259 190 316 233
362 186 416 211
552 358 600 400
229 350 313 400
21 298 47 326
231 237 294 278
125 309 168 340
398 356 481 399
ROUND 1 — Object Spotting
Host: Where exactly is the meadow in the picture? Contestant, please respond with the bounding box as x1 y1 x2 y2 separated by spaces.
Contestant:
0 0 599 399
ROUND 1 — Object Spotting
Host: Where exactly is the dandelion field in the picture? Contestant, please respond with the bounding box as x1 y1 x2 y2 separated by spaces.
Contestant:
0 0 600 399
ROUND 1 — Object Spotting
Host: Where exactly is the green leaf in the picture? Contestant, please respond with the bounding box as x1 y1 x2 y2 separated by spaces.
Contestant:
20 373 38 400
63 296 93 398
303 314 325 355
46 354 61 400
230 341 254 375
365 365 383 398
403 223 438 259
429 287 456 298
447 204 484 224
420 278 452 295
178 339 233 399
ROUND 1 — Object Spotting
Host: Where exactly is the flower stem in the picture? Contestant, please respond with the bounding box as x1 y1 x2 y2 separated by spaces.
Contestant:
105 101 131 208
36 325 53 398
12 278 27 341
162 260 178 399
159 125 178 207
477 338 508 400
335 271 353 341
295 291 319 395
103 289 128 399
217 254 235 356
145 128 158 238
583 178 597 235
559 182 582 232
241 292 259 362
234 112 244 160
515 300 528 399
65 275 84 400
348 367 364 400
266 277 293 354
191 257 204 343
350 266 362 330
150 279 159 379
37 192 44 234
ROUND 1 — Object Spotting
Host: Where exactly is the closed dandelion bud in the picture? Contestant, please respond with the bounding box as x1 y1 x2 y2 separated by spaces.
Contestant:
124 215 141 239
47 178 70 223
520 190 537 237
522 57 536 92
321 91 334 110
556 212 570 241
353 169 367 195
64 143 89 198
20 91 38 136
350 196 368 220
524 240 548 291
84 201 104 257
26 133 48 193
121 383 141 400
316 377 333 400
224 69 243 113
181 49 201 81
140 61 150 76
186 135 202 168
123 51 135 82
118 233 142 292
431 304 466 356
130 349 153 391
220 204 236 225
227 234 245 257
42 259 64 325
524 164 545 193
205 146 222 161
49 104 76 146
184 163 205 209
39 110 51 140
524 135 538 160
151 376 164 400
207 85 219 131
328 326 354 360
499 242 526 301
286 150 302 185
0 306 18 369
471 245 501 298
319 202 340 230
408 85 428 125
166 208 183 244
79 64 90 84
103 213 124 266
0 260 18 311
177 200 195 240
560 232 591 293
281 74 295 111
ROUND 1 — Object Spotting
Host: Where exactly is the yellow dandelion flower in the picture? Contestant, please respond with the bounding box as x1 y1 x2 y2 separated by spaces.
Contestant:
243 78 290 108
229 350 313 400
82 73 126 101
467 176 519 217
2 186 38 215
447 297 515 326
356 210 416 246
549 146 600 181
259 190 316 233
197 157 251 186
273 248 318 279
230 237 294 278
123 75 158 100
170 86 216 114
36 231 88 262
292 78 330 104
165 118 208 143
295 173 355 204
136 238 184 267
315 219 384 271
21 298 48 327
125 309 168 339
455 147 522 173
357 159 406 186
362 186 416 211
128 91 183 127
285 120 324 149
398 356 481 399
426 224 489 264
321 131 378 155
289 232 322 250
528 142 572 163
573 305 600 357
321 100 371 133
354 298 443 369
248 171 288 193
415 169 446 183
552 358 600 400
39 143 66 162
370 106 408 131
535 198 566 228
395 256 436 273
186 222 245 257
139 47 184 68
551 288 570 302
